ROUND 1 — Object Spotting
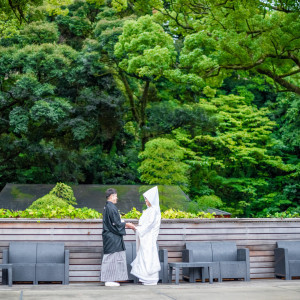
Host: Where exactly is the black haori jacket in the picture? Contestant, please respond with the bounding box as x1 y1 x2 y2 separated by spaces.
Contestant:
102 201 126 254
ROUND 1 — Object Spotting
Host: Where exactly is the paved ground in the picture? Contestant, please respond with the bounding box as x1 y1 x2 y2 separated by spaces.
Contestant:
0 279 300 300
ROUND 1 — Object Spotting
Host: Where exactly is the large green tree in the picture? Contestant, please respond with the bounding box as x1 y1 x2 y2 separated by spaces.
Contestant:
138 138 189 189
127 0 300 95
0 2 139 187
94 10 179 149
114 15 177 147
0 0 299 217
174 95 296 216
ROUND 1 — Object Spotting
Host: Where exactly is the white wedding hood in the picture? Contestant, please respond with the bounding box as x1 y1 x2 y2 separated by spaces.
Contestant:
143 186 160 210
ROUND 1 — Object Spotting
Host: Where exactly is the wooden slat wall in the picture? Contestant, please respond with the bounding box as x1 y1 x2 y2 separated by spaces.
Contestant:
1 218 300 282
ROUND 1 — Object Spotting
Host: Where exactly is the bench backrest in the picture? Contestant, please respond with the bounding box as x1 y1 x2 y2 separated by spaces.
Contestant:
9 242 37 263
185 242 213 262
277 241 300 260
37 243 65 263
211 241 237 261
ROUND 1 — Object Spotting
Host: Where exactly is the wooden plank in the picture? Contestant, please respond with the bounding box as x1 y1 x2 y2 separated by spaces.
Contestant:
235 240 277 246
70 265 100 271
68 247 101 253
69 271 100 277
159 246 184 252
244 245 275 251
184 234 300 240
63 242 103 247
157 241 187 246
250 273 275 279
70 253 101 259
175 222 300 229
0 223 103 229
159 227 300 235
0 235 102 241
0 238 295 246
69 277 100 282
167 252 182 258
250 251 274 256
167 234 300 241
158 240 283 246
250 268 275 274
168 258 182 263
251 262 274 268
0 229 103 235
70 259 100 265
250 256 274 262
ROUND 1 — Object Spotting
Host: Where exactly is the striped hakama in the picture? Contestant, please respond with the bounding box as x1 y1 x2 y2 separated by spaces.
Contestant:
100 250 128 282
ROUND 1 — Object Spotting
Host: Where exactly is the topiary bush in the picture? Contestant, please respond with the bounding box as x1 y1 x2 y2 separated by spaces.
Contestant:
28 182 77 210
49 182 77 206
28 194 72 210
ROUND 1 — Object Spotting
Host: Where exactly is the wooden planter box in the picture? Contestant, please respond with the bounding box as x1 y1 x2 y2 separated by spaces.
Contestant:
1 218 300 282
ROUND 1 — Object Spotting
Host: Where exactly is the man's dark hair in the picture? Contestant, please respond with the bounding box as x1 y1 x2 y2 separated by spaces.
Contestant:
105 188 117 199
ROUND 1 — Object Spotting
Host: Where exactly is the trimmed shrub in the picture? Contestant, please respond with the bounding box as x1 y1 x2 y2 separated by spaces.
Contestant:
28 194 72 210
49 182 77 206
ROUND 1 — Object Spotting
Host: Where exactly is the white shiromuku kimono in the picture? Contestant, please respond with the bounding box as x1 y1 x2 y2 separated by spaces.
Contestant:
130 186 161 285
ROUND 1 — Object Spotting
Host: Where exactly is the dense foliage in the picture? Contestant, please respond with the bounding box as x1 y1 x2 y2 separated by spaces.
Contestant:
0 0 299 217
2 206 299 219
0 206 215 219
49 182 77 205
28 194 72 210
28 182 77 209
0 206 102 219
121 207 216 219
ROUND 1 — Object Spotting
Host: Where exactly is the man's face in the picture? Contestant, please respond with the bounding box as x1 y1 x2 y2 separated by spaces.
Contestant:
108 193 118 204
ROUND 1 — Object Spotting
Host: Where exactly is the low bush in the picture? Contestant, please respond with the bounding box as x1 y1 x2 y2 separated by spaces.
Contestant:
28 194 71 210
122 207 142 219
265 211 300 218
121 208 216 219
3 204 300 220
160 209 215 219
49 182 77 206
0 206 101 219
28 182 78 210
0 207 216 219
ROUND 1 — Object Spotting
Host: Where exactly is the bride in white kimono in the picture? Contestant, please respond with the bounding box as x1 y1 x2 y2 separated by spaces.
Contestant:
130 186 161 285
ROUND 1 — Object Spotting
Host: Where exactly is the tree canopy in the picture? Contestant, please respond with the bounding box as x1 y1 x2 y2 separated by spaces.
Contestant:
0 0 299 217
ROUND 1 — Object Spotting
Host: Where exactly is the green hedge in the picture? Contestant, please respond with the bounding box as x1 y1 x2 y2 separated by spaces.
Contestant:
0 206 101 219
122 208 216 219
1 207 299 219
0 207 215 219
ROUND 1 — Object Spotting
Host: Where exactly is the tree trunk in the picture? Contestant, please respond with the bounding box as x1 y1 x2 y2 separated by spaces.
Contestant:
140 81 150 150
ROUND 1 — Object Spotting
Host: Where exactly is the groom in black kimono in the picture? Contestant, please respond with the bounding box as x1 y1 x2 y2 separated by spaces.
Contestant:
100 188 136 287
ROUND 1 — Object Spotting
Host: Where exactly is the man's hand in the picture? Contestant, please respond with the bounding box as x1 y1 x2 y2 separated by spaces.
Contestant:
125 222 136 231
